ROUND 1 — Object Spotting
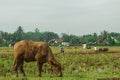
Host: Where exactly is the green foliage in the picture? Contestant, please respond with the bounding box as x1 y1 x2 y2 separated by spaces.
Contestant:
0 27 60 46
0 33 3 46
81 34 96 44
61 33 70 42
13 26 24 42
69 36 81 46
22 32 42 41
0 26 120 46
41 31 59 42
61 34 81 46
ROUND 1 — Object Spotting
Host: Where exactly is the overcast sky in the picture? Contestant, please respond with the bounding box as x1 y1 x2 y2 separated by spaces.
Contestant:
0 0 120 36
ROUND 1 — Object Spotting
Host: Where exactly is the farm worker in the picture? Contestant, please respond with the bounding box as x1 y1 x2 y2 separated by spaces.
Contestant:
82 44 86 49
94 46 97 52
60 46 64 54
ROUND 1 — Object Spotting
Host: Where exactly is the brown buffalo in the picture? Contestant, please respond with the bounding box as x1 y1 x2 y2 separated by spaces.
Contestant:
102 48 109 52
98 48 103 51
98 48 109 52
13 40 62 77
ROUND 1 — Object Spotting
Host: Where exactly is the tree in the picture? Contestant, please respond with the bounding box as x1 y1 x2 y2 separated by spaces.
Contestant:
107 35 115 45
13 26 24 42
33 28 42 41
61 33 70 42
69 36 81 46
15 26 24 34
22 32 34 40
99 30 108 42
35 28 40 33
0 31 11 46
41 32 59 42
93 33 98 41
0 31 3 46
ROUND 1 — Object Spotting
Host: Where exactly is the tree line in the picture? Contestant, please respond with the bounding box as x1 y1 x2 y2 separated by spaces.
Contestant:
0 26 120 46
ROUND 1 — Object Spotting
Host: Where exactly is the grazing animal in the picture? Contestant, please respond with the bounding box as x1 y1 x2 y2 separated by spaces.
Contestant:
13 40 62 77
98 48 109 52
102 48 108 52
98 48 103 51
86 46 91 49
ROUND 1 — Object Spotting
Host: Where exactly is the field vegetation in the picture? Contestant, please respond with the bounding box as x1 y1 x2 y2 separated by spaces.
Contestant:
0 46 120 80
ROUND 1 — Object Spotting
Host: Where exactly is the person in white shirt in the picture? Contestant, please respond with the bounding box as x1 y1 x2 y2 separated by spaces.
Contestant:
94 46 97 52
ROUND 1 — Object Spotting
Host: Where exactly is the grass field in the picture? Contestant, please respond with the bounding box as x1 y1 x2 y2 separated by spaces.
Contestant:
0 46 120 80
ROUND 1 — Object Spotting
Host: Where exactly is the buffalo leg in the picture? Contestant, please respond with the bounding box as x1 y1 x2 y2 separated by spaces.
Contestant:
37 60 43 77
13 58 20 77
19 61 26 77
14 63 18 77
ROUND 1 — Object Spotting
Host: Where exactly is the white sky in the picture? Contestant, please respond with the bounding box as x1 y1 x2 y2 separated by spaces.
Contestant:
0 0 120 35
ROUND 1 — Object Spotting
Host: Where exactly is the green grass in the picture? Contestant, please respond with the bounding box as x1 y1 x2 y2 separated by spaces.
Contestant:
0 46 120 80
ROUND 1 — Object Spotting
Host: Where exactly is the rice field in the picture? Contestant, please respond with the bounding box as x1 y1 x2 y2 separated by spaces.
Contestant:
0 46 120 80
